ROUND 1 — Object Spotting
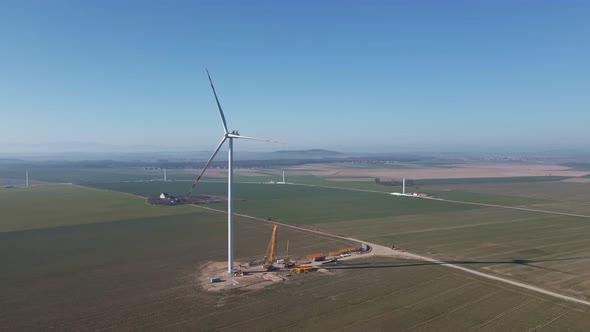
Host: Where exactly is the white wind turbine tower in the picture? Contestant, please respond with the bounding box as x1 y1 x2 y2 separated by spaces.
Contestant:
188 69 278 275
277 170 286 184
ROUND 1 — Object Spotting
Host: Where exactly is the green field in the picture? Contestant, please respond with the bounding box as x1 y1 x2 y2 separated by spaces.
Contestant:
0 167 169 183
424 181 590 201
0 185 196 232
424 181 590 215
3 169 590 329
83 178 590 300
317 207 590 297
0 165 277 184
85 181 482 225
2 197 589 330
293 178 590 300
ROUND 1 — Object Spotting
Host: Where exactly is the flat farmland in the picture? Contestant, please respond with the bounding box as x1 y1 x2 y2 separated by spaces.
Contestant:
5 185 590 330
0 186 358 330
86 181 482 225
0 167 168 183
85 180 590 301
0 165 279 184
6 173 590 329
193 257 590 331
317 204 590 300
0 184 196 232
3 217 590 331
423 180 590 201
294 162 589 179
424 181 590 215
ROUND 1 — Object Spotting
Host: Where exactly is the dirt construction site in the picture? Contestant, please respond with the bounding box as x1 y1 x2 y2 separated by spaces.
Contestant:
198 223 374 293
199 233 414 293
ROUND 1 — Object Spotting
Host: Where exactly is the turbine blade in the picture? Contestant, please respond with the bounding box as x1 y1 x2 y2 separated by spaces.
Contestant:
187 136 227 196
206 69 229 134
233 134 284 144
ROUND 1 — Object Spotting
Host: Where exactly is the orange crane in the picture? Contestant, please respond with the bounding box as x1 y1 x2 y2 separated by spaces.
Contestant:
262 225 278 270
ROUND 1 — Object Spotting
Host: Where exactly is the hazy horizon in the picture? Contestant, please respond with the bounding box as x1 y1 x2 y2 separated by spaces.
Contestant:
2 1 589 153
1 140 589 157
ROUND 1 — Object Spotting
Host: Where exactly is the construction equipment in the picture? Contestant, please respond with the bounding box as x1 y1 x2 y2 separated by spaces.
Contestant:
306 253 325 262
291 265 314 273
282 239 295 268
328 247 358 257
262 225 278 270
233 270 246 277
286 240 290 261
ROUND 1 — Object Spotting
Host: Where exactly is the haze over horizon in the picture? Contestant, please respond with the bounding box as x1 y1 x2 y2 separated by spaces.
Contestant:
2 1 589 153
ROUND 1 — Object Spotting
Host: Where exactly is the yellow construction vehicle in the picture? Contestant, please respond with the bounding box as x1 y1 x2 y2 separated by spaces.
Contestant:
291 265 314 273
262 225 278 270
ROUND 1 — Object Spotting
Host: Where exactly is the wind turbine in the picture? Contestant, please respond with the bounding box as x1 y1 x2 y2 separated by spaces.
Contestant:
188 69 278 275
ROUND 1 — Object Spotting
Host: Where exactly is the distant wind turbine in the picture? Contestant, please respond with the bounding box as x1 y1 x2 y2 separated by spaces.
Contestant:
188 69 279 275
277 170 286 184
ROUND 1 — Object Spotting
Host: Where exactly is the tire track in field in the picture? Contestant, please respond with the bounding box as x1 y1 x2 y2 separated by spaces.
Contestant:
331 282 475 332
399 290 502 332
215 310 287 331
273 274 450 331
376 215 553 237
462 299 535 332
526 310 569 331
424 197 590 220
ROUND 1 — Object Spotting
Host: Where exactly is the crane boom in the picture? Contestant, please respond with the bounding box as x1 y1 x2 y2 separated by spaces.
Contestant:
263 225 278 270
285 239 290 261
268 225 278 266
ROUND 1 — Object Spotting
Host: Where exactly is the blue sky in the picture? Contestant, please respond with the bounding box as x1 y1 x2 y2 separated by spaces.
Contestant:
1 1 589 153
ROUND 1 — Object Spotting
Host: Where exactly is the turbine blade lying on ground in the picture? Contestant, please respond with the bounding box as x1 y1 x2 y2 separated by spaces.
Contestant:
206 69 229 134
187 136 227 196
